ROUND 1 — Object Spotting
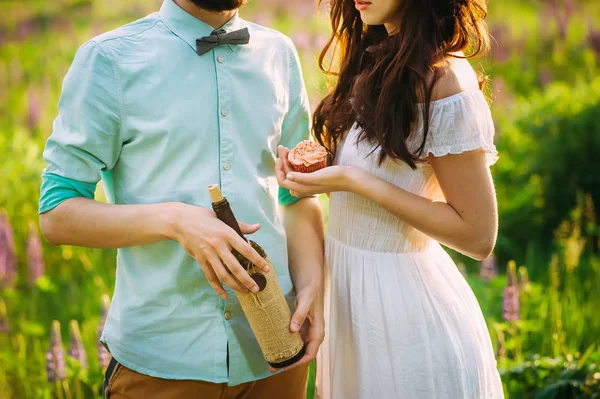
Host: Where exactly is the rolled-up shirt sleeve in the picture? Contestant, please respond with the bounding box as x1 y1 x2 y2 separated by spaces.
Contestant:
278 43 311 206
39 40 122 214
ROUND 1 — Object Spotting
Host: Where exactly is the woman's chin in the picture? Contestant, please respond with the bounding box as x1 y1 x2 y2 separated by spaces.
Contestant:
359 14 384 26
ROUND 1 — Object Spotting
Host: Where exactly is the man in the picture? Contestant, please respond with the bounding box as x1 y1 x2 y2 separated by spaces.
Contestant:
38 0 325 397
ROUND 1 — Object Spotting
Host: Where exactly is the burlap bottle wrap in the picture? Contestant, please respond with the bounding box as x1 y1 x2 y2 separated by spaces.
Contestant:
235 243 305 366
208 185 304 367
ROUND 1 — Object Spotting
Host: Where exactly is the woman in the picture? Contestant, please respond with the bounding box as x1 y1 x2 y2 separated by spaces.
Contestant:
276 0 504 397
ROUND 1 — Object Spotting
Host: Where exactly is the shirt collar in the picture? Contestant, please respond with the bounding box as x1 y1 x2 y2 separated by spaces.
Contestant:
159 0 247 53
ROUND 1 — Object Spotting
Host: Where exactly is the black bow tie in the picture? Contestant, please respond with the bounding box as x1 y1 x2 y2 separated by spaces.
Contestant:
196 28 250 56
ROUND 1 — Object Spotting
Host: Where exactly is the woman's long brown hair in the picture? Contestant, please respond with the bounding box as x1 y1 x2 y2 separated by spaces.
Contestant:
313 0 490 168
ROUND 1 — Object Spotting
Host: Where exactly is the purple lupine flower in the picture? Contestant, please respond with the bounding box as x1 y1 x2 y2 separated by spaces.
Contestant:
26 222 45 287
98 295 111 369
252 12 274 27
27 88 41 130
98 342 111 370
543 0 577 42
502 261 519 321
491 78 514 111
312 33 329 51
0 299 8 334
502 285 519 321
295 1 316 18
10 60 23 83
0 216 6 286
588 28 600 57
479 254 498 281
317 0 330 14
539 69 553 87
46 320 66 381
291 30 311 52
563 0 578 40
489 25 510 63
543 3 559 34
0 213 17 289
15 20 34 41
68 320 88 371
46 350 57 382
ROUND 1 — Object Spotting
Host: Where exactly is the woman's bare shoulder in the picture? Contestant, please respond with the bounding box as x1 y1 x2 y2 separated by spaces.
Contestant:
431 56 481 101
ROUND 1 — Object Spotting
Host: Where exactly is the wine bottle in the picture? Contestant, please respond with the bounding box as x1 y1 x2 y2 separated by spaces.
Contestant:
207 184 305 368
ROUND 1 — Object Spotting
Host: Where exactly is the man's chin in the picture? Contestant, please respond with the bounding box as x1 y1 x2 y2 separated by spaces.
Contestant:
189 0 248 12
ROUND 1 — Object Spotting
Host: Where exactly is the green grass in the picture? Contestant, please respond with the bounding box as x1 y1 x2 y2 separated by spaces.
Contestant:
1 0 599 398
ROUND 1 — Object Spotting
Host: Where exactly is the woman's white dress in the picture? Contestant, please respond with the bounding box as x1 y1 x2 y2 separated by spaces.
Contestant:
316 91 504 399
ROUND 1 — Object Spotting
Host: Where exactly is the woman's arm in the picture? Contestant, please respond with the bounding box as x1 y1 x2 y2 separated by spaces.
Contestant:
276 197 325 371
352 150 497 260
278 148 497 260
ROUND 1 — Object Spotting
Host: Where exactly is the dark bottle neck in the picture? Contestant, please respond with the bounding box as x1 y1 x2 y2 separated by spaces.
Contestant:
212 198 246 241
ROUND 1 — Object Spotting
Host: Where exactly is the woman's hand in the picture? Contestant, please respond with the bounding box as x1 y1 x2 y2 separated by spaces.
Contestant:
276 145 360 197
269 283 325 373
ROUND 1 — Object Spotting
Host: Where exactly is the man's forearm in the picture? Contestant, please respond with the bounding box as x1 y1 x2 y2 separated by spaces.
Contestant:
283 198 325 294
39 197 179 248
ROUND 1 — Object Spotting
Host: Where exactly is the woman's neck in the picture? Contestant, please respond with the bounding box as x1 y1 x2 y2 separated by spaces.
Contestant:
384 13 402 34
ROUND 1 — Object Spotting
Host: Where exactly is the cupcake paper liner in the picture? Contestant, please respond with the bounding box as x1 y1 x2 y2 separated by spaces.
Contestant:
290 158 328 173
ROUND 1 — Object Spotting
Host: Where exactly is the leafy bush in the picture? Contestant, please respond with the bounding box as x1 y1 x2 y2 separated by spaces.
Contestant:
493 78 600 266
501 352 600 399
1 0 600 398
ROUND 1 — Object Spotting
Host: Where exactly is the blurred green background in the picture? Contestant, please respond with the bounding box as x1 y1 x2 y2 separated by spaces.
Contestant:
1 0 600 398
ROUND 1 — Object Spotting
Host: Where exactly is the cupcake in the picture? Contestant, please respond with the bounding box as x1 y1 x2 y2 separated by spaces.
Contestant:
288 140 328 173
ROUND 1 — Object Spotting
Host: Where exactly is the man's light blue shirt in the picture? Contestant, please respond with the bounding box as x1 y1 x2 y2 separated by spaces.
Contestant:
39 0 310 385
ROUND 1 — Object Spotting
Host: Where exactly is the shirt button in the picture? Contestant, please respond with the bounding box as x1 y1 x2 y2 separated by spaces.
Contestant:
221 108 228 117
224 311 232 320
223 163 231 171
217 56 224 63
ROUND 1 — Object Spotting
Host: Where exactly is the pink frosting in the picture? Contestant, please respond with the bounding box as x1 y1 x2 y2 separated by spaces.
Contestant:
288 140 327 167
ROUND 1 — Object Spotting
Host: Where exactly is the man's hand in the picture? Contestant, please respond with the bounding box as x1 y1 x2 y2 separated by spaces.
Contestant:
170 203 270 299
269 283 325 373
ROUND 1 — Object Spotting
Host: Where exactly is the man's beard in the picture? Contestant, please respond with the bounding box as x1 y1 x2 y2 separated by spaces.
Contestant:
189 0 247 11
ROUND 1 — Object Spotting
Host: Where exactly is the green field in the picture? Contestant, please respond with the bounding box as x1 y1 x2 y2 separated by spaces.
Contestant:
1 0 600 397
